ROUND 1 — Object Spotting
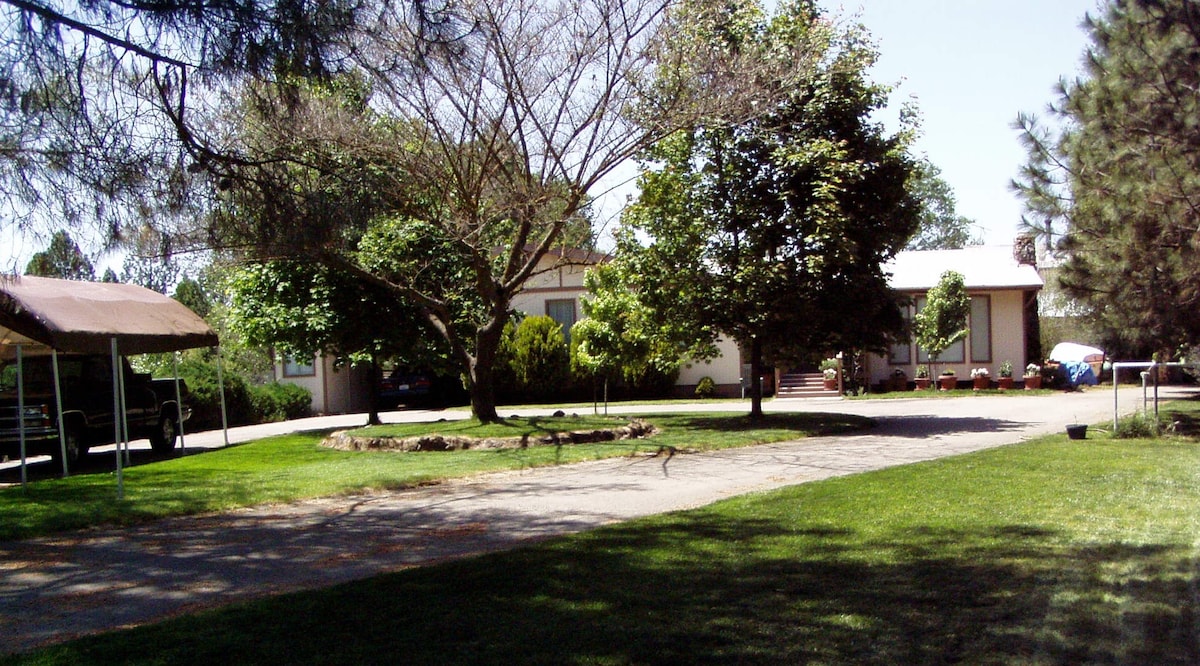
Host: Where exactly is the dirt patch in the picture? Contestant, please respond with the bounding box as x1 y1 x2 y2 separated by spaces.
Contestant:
322 419 658 452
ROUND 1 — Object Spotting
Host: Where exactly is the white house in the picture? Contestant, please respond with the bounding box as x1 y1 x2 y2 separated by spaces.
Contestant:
277 244 1042 412
865 245 1043 388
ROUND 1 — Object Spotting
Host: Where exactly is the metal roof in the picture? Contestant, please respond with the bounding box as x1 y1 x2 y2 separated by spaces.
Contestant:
885 246 1044 292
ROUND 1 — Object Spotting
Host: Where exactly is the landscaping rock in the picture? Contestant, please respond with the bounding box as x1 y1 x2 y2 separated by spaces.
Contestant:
322 419 658 452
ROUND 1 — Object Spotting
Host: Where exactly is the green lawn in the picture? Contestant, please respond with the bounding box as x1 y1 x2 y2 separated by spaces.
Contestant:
0 412 869 541
7 400 1200 664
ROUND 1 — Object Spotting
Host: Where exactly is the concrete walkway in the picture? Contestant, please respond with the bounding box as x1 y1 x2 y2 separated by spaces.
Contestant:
0 387 1189 655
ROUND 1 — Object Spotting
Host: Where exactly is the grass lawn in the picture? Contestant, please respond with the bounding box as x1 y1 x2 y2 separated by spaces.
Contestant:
7 400 1200 665
0 411 869 541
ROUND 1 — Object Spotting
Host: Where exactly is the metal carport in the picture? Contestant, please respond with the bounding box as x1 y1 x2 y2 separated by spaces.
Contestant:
0 274 223 496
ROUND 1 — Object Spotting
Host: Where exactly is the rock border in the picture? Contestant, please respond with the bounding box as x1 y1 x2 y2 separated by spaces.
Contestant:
322 418 658 452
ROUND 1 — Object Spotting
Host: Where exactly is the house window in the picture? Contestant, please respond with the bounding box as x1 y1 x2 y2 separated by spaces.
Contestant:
283 355 316 377
889 303 912 364
970 296 992 363
545 299 577 341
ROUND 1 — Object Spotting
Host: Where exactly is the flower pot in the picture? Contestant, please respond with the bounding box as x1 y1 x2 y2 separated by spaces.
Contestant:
998 377 1014 390
1024 375 1042 390
939 375 957 391
914 378 931 390
823 378 837 391
972 377 989 390
1066 424 1087 440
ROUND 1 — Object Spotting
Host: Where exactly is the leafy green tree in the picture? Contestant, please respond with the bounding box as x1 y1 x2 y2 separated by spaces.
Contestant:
911 270 970 379
612 0 920 418
906 160 983 250
571 262 687 410
227 260 442 424
1013 0 1200 358
24 230 95 280
191 1 814 423
172 277 211 319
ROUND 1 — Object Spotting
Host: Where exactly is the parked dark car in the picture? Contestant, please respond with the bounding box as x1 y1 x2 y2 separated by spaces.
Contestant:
0 353 189 465
378 367 435 408
377 366 468 409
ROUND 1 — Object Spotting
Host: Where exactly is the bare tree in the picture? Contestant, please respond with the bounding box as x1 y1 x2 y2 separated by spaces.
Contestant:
188 0 818 421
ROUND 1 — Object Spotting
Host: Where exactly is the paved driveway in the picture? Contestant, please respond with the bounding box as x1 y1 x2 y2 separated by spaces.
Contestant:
0 387 1190 655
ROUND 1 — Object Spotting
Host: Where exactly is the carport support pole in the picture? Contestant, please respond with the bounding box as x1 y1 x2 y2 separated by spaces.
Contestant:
216 347 229 447
16 344 26 488
111 338 124 499
173 353 186 454
51 351 68 477
118 351 131 468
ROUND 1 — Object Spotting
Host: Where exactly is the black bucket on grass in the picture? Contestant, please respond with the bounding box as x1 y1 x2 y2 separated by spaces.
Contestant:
1066 424 1087 440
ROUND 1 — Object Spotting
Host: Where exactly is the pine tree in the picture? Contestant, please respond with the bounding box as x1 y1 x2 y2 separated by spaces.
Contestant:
1014 0 1200 358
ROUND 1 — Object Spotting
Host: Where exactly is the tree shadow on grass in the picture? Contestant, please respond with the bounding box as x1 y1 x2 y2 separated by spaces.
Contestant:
37 509 1199 665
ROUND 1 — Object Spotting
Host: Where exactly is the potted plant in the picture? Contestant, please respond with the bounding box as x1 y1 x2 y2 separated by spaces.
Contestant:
1024 362 1043 390
820 358 839 390
998 361 1014 390
889 368 908 392
939 368 957 391
914 365 931 390
970 367 990 390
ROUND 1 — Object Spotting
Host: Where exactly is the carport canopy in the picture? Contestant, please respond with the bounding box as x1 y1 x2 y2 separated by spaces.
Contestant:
1 274 221 492
0 274 218 354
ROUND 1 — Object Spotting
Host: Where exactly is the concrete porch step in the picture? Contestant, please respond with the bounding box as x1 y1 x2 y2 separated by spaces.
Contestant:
776 373 840 399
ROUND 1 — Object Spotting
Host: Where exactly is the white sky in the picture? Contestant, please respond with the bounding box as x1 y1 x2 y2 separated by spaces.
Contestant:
819 0 1102 244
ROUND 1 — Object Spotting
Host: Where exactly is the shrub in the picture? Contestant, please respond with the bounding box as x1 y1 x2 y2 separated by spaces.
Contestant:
250 382 313 422
1113 412 1162 439
178 357 256 429
694 376 716 399
509 315 570 400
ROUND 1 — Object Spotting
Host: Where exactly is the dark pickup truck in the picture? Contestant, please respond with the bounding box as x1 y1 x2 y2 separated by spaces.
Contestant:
0 353 189 465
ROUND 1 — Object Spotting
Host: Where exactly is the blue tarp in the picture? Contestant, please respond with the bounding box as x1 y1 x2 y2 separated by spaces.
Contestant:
1060 360 1098 388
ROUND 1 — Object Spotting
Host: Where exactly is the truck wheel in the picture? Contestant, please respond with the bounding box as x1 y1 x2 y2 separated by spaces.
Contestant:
53 425 88 467
150 416 178 454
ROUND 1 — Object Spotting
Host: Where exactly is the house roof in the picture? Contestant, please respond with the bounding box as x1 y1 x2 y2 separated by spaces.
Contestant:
885 246 1043 292
0 274 219 355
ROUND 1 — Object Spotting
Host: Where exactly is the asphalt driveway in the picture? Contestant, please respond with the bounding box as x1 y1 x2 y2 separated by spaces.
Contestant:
0 386 1188 655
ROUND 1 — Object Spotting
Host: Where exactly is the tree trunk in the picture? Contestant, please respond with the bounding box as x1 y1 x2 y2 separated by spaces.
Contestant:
467 319 506 423
749 336 764 420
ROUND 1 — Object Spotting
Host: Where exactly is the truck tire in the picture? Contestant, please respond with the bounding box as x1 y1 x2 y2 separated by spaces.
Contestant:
150 416 178 454
52 425 88 467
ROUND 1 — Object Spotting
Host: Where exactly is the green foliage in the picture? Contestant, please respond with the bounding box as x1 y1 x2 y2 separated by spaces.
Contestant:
507 316 570 400
227 259 440 369
1113 412 1163 439
1014 0 1200 358
24 230 95 280
912 270 970 366
615 0 919 417
177 356 256 430
172 278 211 319
250 382 313 422
694 376 716 399
571 263 688 390
905 159 983 250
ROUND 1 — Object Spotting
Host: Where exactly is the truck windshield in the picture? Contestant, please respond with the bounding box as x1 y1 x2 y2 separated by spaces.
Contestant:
0 359 55 392
0 357 87 392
